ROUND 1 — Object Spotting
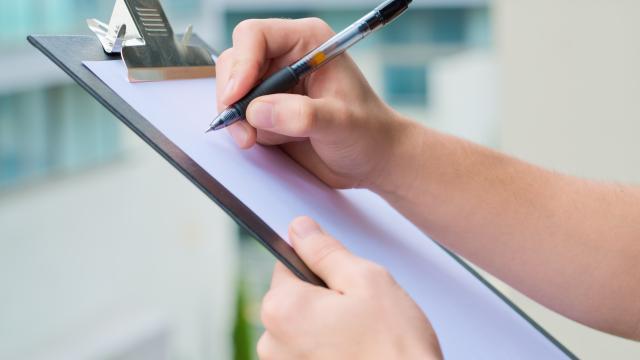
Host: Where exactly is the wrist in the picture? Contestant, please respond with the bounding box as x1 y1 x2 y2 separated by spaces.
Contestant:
369 113 427 201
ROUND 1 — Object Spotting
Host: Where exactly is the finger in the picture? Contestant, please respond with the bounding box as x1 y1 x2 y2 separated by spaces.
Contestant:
215 48 235 111
223 18 334 105
260 280 320 337
269 262 326 295
226 121 257 149
217 50 257 148
256 129 304 146
257 332 302 360
256 332 280 360
270 261 299 288
246 94 348 139
288 216 365 291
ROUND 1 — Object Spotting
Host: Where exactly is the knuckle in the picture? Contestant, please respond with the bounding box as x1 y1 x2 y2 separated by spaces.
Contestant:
295 98 316 134
308 239 343 270
261 290 295 330
260 291 279 328
216 48 232 65
303 17 334 36
256 334 272 360
274 97 315 135
333 102 353 125
233 19 260 40
357 261 393 285
215 52 235 82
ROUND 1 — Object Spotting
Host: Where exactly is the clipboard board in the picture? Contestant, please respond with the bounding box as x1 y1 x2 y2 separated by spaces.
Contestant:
28 34 576 359
27 34 324 286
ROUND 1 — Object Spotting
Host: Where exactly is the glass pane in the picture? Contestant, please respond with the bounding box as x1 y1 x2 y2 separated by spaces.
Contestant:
384 64 429 107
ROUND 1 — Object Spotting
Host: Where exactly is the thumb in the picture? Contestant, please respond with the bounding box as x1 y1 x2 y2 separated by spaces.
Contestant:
246 94 345 139
289 216 362 291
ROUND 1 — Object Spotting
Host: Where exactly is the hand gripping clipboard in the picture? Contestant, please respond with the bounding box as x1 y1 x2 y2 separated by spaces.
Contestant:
28 34 576 359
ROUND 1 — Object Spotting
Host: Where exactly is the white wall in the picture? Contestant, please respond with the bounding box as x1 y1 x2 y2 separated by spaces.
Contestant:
429 51 497 146
496 0 640 183
0 129 237 359
494 1 640 358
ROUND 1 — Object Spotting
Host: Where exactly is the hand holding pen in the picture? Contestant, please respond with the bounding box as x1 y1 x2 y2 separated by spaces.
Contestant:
213 9 417 192
209 0 412 133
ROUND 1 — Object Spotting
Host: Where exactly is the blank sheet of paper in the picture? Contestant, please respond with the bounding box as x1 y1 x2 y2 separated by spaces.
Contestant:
84 60 569 359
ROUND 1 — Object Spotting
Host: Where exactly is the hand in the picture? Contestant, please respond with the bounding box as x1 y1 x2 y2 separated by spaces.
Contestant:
216 18 419 190
257 217 442 360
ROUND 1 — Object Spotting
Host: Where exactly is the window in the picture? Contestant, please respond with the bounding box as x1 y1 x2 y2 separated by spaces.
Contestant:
384 64 429 107
381 9 466 45
0 85 121 189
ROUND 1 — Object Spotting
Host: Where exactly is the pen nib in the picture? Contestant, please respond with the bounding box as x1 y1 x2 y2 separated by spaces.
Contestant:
204 126 215 134
205 108 242 133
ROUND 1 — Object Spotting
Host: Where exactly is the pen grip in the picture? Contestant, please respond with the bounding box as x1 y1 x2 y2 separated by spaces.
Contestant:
232 67 299 119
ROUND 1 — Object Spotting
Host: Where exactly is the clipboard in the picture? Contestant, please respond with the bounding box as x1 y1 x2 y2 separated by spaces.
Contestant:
27 34 323 286
28 34 576 359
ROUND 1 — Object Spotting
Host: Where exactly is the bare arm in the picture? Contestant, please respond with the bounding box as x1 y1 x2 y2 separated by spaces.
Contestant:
374 119 640 340
219 18 640 343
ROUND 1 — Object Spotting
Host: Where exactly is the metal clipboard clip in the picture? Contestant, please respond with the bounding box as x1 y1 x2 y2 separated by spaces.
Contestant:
87 0 215 82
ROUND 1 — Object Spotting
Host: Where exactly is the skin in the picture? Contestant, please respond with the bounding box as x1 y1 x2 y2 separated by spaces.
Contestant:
259 217 442 360
216 18 640 358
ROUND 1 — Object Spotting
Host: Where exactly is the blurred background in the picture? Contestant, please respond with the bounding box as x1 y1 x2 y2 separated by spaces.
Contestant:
1 0 639 359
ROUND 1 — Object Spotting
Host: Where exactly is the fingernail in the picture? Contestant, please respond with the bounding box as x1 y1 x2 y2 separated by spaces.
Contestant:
248 102 274 129
228 124 248 145
291 217 322 239
223 76 237 101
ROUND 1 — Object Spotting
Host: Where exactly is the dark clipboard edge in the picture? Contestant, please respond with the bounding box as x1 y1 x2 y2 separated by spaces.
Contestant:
438 244 577 358
27 34 576 359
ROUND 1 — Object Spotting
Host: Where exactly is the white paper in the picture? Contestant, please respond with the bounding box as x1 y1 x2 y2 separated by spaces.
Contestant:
84 60 570 359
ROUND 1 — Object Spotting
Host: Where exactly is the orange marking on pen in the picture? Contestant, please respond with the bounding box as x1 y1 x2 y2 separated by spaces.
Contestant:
308 52 327 67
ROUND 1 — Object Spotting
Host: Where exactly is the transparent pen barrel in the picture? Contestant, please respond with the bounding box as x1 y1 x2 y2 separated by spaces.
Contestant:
291 22 371 78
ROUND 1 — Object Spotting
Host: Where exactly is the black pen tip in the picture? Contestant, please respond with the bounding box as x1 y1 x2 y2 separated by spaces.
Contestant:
208 108 242 132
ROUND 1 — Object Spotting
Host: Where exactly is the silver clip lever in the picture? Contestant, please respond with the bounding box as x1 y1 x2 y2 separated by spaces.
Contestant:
87 0 215 82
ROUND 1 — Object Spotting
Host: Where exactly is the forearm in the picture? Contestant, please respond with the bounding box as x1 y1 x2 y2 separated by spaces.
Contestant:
374 118 640 340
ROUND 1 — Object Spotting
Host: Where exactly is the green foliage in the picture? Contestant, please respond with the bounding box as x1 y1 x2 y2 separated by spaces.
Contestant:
233 281 253 360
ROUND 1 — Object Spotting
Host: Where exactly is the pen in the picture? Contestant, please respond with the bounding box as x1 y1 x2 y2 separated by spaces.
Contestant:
206 0 412 133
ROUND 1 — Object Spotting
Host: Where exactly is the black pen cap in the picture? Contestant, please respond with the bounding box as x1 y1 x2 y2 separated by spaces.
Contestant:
378 0 412 24
365 0 412 30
